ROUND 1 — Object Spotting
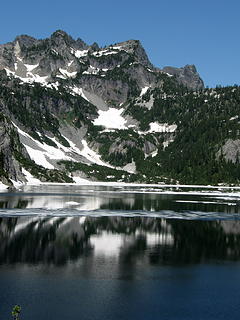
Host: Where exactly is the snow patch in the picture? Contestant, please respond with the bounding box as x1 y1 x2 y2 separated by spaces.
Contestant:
61 135 113 168
83 66 100 75
73 176 90 184
137 94 154 110
59 68 77 78
149 122 177 133
151 150 158 158
5 68 48 85
24 145 54 169
25 63 39 72
92 50 119 57
21 74 48 84
111 46 123 50
123 161 136 173
51 49 59 55
82 66 109 75
163 140 172 149
0 182 9 191
4 68 15 77
10 179 24 189
70 87 90 101
74 49 89 58
22 169 42 185
230 116 238 121
140 86 149 96
81 140 112 167
13 123 73 169
93 108 126 129
45 82 59 90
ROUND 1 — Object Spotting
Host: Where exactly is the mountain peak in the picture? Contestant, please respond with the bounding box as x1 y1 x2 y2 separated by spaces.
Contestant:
50 30 88 50
51 30 70 39
184 64 197 73
0 31 204 91
90 42 99 51
14 34 38 48
113 39 142 52
162 64 204 90
111 39 153 69
50 30 75 44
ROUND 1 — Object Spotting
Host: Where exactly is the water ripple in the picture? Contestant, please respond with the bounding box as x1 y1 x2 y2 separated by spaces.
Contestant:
0 208 240 220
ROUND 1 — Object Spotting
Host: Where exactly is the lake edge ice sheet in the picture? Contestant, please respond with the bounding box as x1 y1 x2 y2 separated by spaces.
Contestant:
0 184 239 220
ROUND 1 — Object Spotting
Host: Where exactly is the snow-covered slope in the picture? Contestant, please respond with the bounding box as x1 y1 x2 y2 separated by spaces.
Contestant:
14 124 113 170
5 30 237 187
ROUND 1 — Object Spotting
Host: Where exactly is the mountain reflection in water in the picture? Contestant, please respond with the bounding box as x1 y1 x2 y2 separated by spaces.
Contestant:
1 216 240 267
1 185 240 320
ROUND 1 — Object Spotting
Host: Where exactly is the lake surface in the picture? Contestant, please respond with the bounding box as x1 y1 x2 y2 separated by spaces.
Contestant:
1 184 240 319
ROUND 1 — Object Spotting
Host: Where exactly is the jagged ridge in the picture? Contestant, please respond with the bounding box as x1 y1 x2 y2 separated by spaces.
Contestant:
0 31 239 186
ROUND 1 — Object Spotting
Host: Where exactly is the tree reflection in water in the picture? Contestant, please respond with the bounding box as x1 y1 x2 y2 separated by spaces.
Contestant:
1 216 240 267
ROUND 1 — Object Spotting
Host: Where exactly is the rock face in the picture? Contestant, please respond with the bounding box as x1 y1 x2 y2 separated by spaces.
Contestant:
0 114 28 185
162 65 204 90
218 139 240 163
0 30 204 98
1 30 239 186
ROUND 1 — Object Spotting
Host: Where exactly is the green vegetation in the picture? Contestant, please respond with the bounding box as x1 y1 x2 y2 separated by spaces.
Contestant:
124 84 240 184
88 129 144 167
59 160 142 182
0 75 97 144
15 151 73 183
11 305 21 320
0 49 240 185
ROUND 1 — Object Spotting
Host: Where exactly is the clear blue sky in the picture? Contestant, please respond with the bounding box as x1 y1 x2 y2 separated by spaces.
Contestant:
1 0 239 88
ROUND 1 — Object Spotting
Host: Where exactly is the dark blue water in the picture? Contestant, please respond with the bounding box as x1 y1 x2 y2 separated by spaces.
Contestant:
1 263 240 320
1 184 240 319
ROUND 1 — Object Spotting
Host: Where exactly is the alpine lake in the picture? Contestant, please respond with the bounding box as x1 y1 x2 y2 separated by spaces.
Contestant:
1 183 240 320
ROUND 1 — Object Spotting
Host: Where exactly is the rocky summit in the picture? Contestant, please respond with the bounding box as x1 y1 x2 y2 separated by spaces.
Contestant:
0 30 239 187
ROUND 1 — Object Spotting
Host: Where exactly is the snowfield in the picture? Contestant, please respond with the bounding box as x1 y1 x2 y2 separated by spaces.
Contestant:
93 108 127 129
12 123 113 171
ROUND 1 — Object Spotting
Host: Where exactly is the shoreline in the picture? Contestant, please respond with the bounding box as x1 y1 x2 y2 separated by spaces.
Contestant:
2 178 240 192
16 181 240 190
